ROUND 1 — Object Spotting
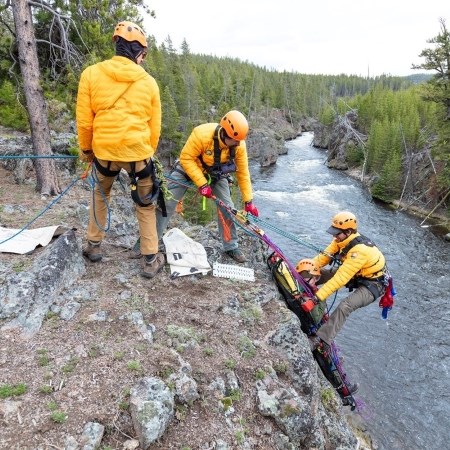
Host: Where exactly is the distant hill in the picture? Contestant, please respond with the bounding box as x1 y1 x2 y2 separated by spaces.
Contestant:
404 73 433 84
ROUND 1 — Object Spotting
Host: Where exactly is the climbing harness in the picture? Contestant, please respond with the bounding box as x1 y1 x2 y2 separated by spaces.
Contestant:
128 159 167 216
200 125 237 183
334 234 388 301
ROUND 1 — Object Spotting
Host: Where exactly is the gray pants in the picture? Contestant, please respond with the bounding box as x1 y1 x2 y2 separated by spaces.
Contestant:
156 166 238 251
316 269 384 344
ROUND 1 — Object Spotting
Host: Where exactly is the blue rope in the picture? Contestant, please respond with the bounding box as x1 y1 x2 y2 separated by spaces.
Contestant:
0 155 77 159
0 177 81 246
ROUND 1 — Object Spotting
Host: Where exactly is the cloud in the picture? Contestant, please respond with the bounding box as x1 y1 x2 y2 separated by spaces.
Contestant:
144 0 448 76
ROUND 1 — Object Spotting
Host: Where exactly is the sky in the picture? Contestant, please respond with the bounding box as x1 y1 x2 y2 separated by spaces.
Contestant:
143 0 448 77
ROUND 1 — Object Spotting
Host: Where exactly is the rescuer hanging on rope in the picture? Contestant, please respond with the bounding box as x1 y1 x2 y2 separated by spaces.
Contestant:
300 211 390 349
76 20 165 278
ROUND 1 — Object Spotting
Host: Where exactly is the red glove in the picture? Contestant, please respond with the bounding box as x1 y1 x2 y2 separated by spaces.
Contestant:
199 184 213 198
379 290 394 309
301 296 319 313
244 201 259 217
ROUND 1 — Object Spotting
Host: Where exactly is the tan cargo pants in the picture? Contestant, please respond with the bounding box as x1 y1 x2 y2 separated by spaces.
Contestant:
87 160 158 255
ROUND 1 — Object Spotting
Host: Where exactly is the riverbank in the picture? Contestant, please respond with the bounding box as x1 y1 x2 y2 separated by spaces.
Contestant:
345 167 450 237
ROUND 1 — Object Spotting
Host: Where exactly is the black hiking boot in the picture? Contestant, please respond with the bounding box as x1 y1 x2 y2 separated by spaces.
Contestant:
341 396 357 410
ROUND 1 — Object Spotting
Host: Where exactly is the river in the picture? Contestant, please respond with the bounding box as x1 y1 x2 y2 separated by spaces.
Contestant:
250 132 450 450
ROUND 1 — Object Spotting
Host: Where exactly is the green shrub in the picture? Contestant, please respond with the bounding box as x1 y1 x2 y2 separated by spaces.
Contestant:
346 142 365 165
238 336 256 358
0 81 29 131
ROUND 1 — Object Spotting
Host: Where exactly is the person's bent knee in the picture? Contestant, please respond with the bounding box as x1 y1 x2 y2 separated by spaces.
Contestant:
339 297 359 315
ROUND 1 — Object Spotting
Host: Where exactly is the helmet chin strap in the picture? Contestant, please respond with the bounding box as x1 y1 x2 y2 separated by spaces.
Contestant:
219 127 228 141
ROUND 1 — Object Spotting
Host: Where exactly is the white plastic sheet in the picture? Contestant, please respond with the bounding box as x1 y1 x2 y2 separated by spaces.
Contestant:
0 225 60 254
162 227 211 277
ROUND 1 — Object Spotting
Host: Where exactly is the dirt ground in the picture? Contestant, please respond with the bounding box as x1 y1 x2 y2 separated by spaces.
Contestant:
0 165 299 450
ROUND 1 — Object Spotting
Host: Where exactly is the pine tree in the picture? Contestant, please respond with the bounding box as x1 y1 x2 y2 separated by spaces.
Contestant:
412 18 450 195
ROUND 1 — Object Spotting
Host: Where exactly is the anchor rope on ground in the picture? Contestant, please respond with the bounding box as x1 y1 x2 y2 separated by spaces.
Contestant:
0 162 91 246
0 155 78 159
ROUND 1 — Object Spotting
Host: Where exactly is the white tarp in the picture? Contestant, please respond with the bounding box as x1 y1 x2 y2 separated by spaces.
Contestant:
0 225 60 255
162 227 211 277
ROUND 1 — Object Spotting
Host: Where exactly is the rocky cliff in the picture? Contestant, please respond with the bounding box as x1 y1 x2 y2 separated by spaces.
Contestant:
0 120 374 449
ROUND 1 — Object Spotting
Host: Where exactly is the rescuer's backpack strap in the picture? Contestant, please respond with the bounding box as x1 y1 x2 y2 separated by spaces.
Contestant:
339 234 375 258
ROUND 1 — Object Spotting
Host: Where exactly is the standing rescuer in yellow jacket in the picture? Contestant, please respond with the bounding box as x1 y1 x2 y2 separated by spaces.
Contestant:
155 110 259 263
300 211 387 348
76 20 165 278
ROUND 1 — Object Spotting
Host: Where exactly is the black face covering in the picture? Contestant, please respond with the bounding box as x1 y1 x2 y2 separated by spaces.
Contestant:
115 37 145 63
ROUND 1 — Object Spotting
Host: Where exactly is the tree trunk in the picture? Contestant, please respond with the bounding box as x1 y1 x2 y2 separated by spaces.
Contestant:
11 0 61 196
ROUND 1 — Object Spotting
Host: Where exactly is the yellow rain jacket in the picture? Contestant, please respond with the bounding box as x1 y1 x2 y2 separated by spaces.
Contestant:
179 123 253 202
76 56 161 162
313 232 386 301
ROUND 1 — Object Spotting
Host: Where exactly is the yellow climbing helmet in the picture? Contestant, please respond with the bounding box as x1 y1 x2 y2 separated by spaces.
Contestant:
112 21 147 48
220 110 249 141
327 211 357 235
296 259 321 277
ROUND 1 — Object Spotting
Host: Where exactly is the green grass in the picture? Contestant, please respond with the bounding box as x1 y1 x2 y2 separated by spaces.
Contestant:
254 368 266 380
224 358 237 370
12 261 26 273
47 401 58 411
0 383 27 398
39 385 53 394
273 360 289 375
203 347 214 356
221 389 241 411
61 357 78 374
37 349 50 367
126 360 142 372
238 336 256 359
50 411 67 423
240 305 263 324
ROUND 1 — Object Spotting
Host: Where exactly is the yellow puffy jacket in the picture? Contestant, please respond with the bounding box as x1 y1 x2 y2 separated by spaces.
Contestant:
313 232 386 301
76 56 161 162
179 123 253 203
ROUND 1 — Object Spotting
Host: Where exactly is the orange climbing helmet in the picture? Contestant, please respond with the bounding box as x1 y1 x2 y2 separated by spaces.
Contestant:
296 259 321 277
220 110 249 141
327 211 357 235
112 21 147 48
